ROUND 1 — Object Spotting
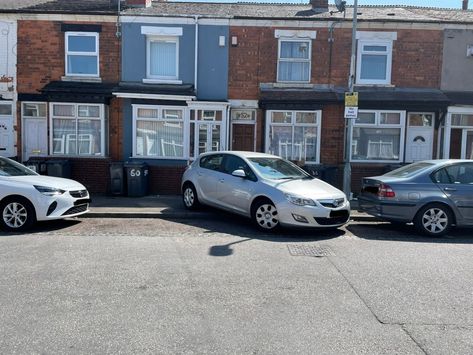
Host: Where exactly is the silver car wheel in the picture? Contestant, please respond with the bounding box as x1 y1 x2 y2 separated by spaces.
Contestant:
183 187 195 208
255 203 279 230
421 207 449 234
3 202 28 229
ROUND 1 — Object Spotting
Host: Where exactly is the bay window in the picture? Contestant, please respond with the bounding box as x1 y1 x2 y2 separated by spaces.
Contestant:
266 110 321 164
50 103 105 156
133 105 185 159
351 110 405 162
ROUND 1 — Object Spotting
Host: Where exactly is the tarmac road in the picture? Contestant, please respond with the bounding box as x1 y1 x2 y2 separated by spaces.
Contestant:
0 216 472 354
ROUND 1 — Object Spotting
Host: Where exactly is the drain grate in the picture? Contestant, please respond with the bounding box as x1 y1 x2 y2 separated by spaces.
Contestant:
287 244 335 257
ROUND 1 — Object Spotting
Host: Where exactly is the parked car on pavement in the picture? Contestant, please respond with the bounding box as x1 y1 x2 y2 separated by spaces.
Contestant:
358 160 473 236
0 157 90 231
181 151 350 231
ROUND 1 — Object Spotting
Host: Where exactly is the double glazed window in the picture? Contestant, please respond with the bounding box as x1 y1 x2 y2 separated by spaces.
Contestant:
351 110 405 162
65 32 99 77
266 110 320 163
277 39 311 82
147 37 179 80
356 32 396 85
133 105 185 158
51 103 104 156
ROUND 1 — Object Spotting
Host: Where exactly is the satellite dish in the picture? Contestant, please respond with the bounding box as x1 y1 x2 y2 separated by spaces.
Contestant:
335 0 346 12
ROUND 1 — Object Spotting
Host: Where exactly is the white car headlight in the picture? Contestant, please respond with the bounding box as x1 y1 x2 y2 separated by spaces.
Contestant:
284 193 316 206
34 185 65 196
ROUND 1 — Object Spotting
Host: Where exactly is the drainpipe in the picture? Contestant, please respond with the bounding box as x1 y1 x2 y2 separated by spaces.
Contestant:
194 15 200 95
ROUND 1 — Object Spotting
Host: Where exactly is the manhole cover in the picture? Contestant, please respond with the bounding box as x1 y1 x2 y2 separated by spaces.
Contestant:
287 244 335 257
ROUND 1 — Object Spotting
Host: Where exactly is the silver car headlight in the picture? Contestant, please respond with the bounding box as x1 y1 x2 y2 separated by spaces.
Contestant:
34 185 65 196
284 193 316 206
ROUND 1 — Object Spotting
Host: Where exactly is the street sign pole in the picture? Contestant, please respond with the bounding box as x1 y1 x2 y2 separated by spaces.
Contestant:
343 0 358 200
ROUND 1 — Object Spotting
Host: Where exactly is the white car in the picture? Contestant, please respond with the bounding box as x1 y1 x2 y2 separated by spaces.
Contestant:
181 151 350 231
0 157 90 231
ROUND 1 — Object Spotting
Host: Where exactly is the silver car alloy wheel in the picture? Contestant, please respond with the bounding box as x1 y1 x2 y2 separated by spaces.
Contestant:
3 202 28 229
183 187 195 208
421 207 449 234
255 203 279 230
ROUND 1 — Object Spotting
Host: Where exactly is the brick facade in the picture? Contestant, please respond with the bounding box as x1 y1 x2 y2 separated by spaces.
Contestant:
229 24 444 192
16 19 121 194
17 20 120 92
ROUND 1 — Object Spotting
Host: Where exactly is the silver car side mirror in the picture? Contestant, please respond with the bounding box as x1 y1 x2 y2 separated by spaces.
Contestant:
232 169 246 178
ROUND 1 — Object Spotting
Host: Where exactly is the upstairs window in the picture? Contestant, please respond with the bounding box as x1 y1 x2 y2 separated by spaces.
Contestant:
147 37 179 80
65 32 99 77
142 26 183 84
356 32 396 85
277 39 311 82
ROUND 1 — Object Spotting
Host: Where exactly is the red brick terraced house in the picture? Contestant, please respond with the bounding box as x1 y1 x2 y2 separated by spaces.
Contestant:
2 0 473 196
0 0 121 193
224 0 473 195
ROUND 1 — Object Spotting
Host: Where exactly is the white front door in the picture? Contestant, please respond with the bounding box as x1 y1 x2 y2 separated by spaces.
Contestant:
195 122 222 157
405 113 434 162
23 118 48 161
0 116 14 157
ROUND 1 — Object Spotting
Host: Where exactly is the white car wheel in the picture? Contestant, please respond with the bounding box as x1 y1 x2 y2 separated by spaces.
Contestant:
253 200 279 231
1 198 36 231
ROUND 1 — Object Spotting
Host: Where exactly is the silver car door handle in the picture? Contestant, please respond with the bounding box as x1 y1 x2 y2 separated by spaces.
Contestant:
444 187 457 192
219 179 225 183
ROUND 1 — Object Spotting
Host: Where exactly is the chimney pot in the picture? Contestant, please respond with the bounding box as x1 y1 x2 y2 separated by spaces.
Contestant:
310 0 328 13
463 0 469 10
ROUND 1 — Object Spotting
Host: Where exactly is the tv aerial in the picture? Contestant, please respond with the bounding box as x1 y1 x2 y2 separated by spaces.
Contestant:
333 0 346 13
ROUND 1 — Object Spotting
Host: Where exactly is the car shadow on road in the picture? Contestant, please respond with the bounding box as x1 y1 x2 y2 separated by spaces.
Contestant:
160 207 347 257
347 222 473 244
0 218 83 237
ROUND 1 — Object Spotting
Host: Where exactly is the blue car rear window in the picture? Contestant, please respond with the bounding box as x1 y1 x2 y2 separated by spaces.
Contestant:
383 162 434 178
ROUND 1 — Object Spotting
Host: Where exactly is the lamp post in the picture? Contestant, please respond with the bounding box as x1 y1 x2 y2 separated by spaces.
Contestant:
343 0 358 199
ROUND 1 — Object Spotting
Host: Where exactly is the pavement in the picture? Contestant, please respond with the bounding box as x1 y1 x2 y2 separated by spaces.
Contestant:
87 194 377 222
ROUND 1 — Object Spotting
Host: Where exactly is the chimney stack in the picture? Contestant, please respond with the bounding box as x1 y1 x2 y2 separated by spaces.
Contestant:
310 0 328 13
126 0 152 7
463 0 469 10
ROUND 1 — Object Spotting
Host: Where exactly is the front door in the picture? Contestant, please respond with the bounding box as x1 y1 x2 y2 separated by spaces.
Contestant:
0 116 14 157
232 124 255 151
405 113 434 162
461 130 473 159
195 122 222 157
23 118 48 161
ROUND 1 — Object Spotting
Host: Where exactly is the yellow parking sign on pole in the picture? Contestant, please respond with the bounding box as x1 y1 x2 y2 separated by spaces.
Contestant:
345 92 358 107
344 92 358 119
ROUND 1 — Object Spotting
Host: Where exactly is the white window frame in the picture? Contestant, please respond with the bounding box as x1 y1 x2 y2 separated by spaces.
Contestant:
65 32 99 77
277 38 312 83
49 102 105 157
355 32 396 86
132 104 188 160
145 36 181 84
265 110 321 164
350 109 405 163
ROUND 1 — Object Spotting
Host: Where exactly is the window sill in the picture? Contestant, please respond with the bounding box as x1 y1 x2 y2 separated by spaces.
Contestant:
143 79 182 85
272 82 312 88
354 83 395 88
62 76 102 83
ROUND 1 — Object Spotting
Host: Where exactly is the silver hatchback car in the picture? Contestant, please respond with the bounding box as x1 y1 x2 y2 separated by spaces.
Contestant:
181 151 350 231
358 160 473 236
